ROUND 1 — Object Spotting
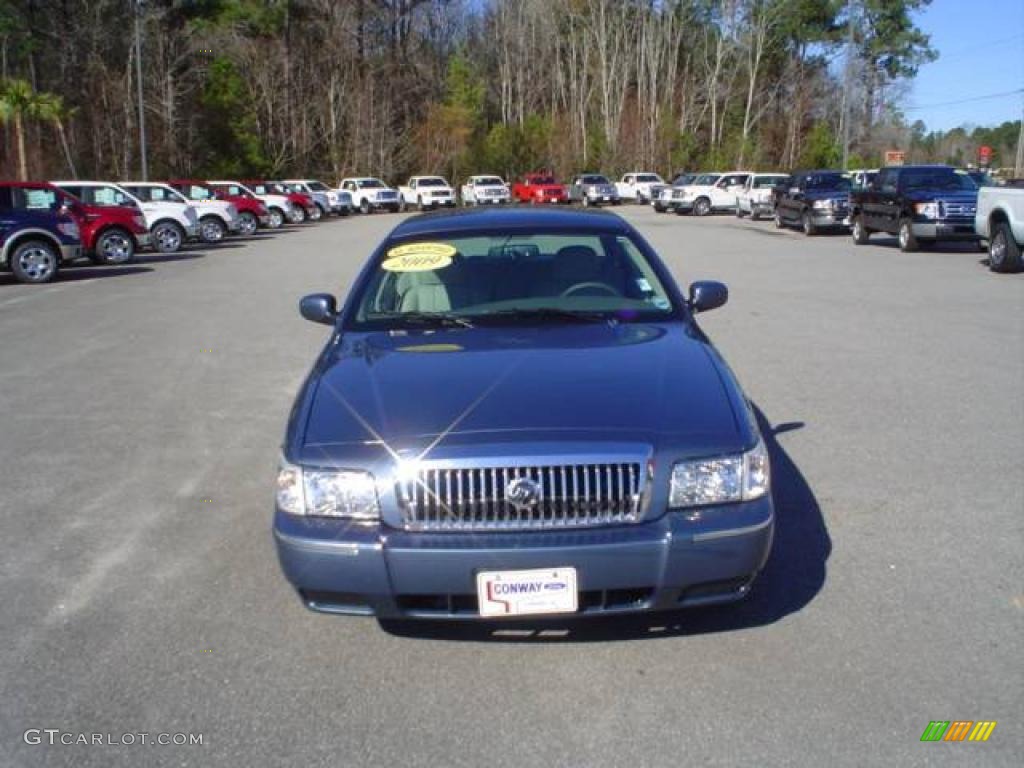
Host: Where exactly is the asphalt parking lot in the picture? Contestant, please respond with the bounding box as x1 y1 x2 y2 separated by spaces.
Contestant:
1 207 1021 767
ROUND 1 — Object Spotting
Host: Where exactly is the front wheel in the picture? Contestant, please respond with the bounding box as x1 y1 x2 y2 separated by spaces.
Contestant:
694 197 711 216
898 218 918 252
96 227 136 263
237 212 258 237
802 211 816 236
310 204 324 221
750 211 760 221
988 220 1023 273
9 239 60 283
774 209 785 229
152 221 184 253
266 208 285 229
851 214 870 245
735 205 744 218
360 198 371 215
199 216 226 243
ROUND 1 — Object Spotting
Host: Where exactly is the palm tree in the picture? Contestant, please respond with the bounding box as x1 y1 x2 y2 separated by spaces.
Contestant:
0 78 60 180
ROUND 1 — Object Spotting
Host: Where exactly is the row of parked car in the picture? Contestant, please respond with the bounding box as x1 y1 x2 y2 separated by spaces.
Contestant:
0 177 362 284
652 165 1023 273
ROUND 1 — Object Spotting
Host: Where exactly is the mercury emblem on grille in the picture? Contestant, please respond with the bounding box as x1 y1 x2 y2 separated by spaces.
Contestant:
506 476 542 510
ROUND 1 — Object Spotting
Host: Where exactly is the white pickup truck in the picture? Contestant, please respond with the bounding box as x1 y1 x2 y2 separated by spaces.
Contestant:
398 176 456 211
615 172 666 204
976 184 1024 273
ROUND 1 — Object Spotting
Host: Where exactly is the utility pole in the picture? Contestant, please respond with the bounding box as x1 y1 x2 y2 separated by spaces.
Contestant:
134 0 148 180
841 0 856 170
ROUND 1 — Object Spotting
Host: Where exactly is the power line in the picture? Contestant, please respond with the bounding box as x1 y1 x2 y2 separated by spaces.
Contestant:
903 88 1024 111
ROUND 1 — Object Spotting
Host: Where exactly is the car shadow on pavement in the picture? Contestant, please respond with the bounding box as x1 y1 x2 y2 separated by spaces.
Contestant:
0 265 154 286
379 406 831 643
136 251 206 264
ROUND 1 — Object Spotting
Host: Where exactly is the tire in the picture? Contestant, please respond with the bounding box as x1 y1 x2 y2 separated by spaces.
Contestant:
310 204 324 221
988 220 1022 273
898 218 918 252
199 216 226 243
751 211 760 221
774 209 786 228
802 211 817 236
295 206 309 223
851 214 870 245
694 197 711 217
582 196 591 208
417 196 425 212
267 208 285 229
360 198 371 215
653 201 665 213
95 227 136 264
735 204 744 218
151 220 184 253
237 211 258 237
9 239 60 284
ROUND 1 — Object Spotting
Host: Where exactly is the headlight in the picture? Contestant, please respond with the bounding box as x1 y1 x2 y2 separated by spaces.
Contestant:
276 457 380 520
669 440 769 508
812 199 831 210
913 202 939 218
132 214 147 228
535 189 545 197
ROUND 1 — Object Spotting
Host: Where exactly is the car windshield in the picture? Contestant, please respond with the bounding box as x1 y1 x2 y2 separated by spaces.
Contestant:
636 174 663 183
753 175 788 188
901 170 973 191
351 232 677 329
307 181 328 191
358 179 386 189
580 175 610 184
693 174 721 186
417 178 447 187
805 174 851 191
672 174 694 186
474 177 504 186
530 176 556 185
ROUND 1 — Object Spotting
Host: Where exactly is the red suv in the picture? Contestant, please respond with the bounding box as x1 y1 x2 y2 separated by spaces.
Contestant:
32 185 148 264
245 180 316 223
512 173 569 204
205 183 270 235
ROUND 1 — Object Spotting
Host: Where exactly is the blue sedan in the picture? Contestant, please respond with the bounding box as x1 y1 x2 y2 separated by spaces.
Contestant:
274 207 773 620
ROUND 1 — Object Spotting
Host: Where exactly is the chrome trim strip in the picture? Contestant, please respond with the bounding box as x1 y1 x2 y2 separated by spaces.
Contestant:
691 516 773 542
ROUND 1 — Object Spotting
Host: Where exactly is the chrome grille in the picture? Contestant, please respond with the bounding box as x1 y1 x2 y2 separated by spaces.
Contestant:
397 461 644 531
939 201 975 219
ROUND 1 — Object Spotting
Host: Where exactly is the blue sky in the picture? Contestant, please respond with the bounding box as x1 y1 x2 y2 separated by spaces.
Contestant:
906 0 1024 131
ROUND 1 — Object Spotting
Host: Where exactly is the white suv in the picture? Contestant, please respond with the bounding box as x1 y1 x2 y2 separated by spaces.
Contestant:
164 181 241 241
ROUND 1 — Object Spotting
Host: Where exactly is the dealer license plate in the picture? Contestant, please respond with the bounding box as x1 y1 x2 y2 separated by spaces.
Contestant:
476 567 578 617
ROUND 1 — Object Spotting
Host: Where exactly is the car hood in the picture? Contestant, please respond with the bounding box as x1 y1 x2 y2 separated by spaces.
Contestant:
903 189 977 204
300 323 746 460
528 184 566 193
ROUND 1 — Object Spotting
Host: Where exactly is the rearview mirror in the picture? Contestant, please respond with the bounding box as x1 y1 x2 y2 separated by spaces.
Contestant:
299 293 338 325
688 281 728 313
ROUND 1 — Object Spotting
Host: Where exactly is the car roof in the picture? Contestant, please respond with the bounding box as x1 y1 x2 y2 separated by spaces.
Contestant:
390 207 632 239
0 181 60 189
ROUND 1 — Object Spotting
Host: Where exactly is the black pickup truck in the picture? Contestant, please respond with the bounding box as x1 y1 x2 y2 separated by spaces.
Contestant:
850 165 980 252
773 171 852 236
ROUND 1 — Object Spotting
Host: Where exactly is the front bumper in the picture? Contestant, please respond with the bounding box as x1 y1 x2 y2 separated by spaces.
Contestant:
136 233 151 247
274 496 774 619
185 223 199 238
809 210 850 228
911 220 979 241
227 218 241 233
59 243 82 263
585 193 620 205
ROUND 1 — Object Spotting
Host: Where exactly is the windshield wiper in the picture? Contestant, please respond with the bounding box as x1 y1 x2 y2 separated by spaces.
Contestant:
367 311 474 328
471 307 616 325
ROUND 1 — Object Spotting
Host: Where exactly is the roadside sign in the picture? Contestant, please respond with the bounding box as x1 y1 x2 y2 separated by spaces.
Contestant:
978 145 992 166
884 150 905 166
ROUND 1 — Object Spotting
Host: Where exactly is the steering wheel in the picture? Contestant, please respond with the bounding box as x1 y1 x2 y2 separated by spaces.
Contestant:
561 282 620 297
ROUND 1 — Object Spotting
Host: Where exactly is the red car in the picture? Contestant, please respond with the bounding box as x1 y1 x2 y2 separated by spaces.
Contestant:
204 182 271 235
245 180 316 223
511 173 569 205
31 184 149 265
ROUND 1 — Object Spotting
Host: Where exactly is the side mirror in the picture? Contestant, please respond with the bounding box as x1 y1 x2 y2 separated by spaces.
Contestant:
299 293 338 325
688 281 728 313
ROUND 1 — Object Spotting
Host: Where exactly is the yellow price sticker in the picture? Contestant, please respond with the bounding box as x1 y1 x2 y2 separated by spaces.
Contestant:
382 242 456 272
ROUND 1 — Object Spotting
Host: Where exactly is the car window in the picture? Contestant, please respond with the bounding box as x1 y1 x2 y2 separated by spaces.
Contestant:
416 178 447 187
352 232 677 327
694 174 721 186
79 186 134 207
753 176 787 189
877 170 897 193
636 174 662 183
581 175 610 184
474 177 504 186
13 187 61 210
